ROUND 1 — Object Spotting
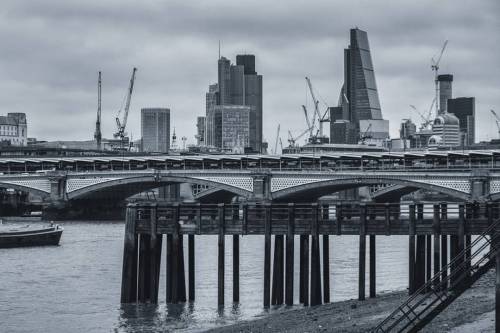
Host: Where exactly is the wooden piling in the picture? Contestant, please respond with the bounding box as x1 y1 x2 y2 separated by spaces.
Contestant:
496 232 500 332
310 203 322 306
188 234 195 301
121 205 139 303
264 203 272 308
149 205 161 303
415 204 425 292
138 233 151 302
433 204 441 290
300 235 310 306
285 203 295 306
233 234 240 303
321 204 330 303
171 213 180 303
218 203 225 307
369 235 376 298
457 204 465 287
178 235 187 302
408 204 416 295
323 234 330 304
440 203 448 290
272 235 284 305
166 234 173 302
359 203 366 301
426 234 432 292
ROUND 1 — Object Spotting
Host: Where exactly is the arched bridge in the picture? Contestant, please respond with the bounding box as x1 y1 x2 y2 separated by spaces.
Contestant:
0 169 498 203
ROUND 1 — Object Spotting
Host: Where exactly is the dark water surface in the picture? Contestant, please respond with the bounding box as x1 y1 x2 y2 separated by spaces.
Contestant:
0 222 408 332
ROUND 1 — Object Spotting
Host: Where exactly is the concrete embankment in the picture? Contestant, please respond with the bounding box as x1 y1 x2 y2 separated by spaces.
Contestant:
207 270 496 333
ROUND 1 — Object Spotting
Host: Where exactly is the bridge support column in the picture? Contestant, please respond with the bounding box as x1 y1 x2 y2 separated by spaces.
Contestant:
310 203 322 306
322 204 330 304
188 234 195 302
426 234 432 292
299 235 309 306
252 174 271 201
285 204 295 306
218 203 225 307
272 235 284 305
496 231 500 333
359 204 366 301
415 204 426 293
168 204 186 304
121 204 139 303
264 203 271 307
433 204 441 290
408 204 416 295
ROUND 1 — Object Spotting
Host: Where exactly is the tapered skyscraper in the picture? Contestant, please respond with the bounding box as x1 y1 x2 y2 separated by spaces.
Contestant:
331 28 388 145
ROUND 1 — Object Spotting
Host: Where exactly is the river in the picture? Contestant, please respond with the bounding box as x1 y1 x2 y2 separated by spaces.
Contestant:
0 221 409 332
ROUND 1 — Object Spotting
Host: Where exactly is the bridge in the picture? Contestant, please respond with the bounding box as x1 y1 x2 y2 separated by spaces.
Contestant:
1 150 500 206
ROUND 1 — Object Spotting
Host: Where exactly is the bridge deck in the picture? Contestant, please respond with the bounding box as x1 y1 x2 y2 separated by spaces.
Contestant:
130 202 497 236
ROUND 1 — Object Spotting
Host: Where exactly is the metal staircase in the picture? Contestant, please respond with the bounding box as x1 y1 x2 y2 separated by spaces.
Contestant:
373 221 500 333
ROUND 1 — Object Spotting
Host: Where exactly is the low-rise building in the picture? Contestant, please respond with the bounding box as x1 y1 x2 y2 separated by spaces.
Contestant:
0 113 27 146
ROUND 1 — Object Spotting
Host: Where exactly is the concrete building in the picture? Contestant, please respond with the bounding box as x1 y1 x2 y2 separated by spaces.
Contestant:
195 116 206 146
0 113 27 146
430 113 460 147
213 54 263 152
438 74 453 114
141 108 170 153
448 97 475 146
400 119 417 140
205 83 218 147
330 120 358 144
221 105 251 153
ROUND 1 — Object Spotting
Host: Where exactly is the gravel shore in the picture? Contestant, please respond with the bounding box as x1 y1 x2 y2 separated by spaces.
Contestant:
206 270 496 333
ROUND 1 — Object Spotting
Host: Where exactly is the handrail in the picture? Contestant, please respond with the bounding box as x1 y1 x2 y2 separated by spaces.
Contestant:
373 219 500 332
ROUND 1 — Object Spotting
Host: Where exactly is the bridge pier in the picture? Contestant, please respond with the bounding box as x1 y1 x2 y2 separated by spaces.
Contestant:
299 235 309 306
271 235 284 305
285 203 295 306
359 204 366 301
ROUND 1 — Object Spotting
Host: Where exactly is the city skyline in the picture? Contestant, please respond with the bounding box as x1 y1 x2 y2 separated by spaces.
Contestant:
1 0 499 146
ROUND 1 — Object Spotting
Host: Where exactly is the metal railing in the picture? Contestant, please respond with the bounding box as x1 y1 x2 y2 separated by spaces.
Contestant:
373 219 500 333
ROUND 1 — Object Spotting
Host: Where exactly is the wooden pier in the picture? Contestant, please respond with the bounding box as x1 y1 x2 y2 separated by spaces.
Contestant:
121 201 499 308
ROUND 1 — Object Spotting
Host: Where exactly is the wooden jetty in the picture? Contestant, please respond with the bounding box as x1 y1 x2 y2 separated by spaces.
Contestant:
120 201 500 310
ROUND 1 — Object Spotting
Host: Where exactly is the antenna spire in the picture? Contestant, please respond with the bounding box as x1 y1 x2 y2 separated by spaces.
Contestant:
218 40 221 59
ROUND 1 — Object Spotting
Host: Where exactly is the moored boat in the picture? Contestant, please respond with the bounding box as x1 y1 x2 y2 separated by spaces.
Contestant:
0 222 63 248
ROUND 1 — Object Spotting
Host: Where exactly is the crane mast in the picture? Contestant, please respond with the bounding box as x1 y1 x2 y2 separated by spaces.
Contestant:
114 67 137 144
491 109 500 138
305 77 322 136
94 71 102 150
431 40 448 118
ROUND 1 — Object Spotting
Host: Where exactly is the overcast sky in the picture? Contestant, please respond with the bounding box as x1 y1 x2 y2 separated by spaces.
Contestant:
1 0 499 148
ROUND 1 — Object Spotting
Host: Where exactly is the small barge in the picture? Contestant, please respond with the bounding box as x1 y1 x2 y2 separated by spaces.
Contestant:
0 223 63 248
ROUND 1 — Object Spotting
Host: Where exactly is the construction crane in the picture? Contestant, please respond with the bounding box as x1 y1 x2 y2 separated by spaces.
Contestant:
305 77 323 136
279 137 283 152
301 105 313 138
431 40 448 117
491 109 500 138
410 98 436 130
273 124 280 154
360 123 372 145
287 128 310 147
114 67 137 145
94 71 102 150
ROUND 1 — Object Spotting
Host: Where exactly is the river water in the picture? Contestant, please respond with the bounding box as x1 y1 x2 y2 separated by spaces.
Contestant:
0 221 409 332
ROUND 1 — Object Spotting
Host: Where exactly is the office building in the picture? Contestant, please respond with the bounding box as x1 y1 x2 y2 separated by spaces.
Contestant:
221 105 251 153
205 83 219 147
0 113 27 146
141 108 170 152
331 28 389 144
430 113 460 147
400 119 417 139
438 74 453 114
448 97 475 146
214 54 263 152
196 116 206 146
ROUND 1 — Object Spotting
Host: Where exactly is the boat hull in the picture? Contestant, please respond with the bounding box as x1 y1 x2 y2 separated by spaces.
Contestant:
0 228 63 248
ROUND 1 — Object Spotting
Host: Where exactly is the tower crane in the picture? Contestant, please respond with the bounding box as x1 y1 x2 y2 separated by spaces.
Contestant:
305 77 323 136
360 123 372 145
491 109 500 138
431 40 448 117
410 98 436 130
302 105 313 138
114 67 137 145
94 71 102 150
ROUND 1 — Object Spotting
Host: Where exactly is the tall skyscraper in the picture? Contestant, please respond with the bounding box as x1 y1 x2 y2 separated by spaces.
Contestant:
438 74 453 114
448 97 475 146
221 105 251 152
205 83 218 147
141 108 170 152
196 116 206 146
214 54 263 152
331 28 388 145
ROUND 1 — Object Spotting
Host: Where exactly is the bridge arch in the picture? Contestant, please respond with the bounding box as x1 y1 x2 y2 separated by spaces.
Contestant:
66 175 252 200
0 181 50 199
271 176 470 201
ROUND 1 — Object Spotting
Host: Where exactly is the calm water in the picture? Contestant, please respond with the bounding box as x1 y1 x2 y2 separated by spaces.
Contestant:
0 221 409 332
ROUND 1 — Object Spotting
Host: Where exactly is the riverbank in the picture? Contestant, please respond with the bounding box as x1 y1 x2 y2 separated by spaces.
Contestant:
207 270 496 333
